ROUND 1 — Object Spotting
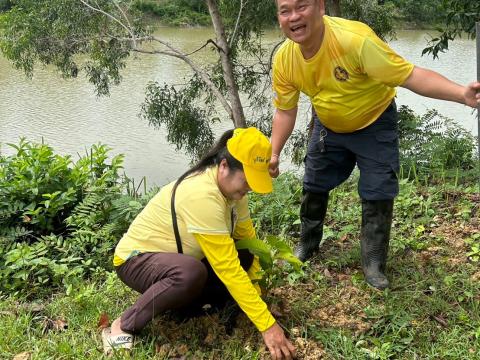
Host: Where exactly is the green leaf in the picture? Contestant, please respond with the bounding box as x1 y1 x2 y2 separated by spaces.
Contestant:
275 251 303 270
265 235 294 254
235 238 273 269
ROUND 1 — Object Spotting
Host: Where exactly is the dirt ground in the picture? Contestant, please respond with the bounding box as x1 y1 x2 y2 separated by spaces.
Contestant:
150 196 479 359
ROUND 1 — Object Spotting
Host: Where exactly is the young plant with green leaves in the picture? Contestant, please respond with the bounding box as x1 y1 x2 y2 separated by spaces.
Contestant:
236 235 304 291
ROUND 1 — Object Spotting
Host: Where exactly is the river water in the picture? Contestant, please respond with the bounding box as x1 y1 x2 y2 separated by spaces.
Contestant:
0 28 477 187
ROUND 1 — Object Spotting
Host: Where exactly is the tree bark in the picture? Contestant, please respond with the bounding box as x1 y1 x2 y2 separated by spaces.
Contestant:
206 0 246 128
328 0 342 17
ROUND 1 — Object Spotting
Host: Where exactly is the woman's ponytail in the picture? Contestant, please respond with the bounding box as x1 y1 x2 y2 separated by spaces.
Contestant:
172 129 242 193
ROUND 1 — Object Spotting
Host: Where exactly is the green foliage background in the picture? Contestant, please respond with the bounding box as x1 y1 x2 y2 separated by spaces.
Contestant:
0 104 477 295
386 0 443 27
131 0 451 30
0 141 155 295
133 0 211 26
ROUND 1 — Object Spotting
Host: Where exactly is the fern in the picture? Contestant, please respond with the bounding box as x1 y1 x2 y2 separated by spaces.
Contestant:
66 185 119 230
0 226 33 244
398 105 476 183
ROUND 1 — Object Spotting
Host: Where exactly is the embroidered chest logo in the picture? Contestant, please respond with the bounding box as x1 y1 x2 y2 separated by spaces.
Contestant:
334 66 349 82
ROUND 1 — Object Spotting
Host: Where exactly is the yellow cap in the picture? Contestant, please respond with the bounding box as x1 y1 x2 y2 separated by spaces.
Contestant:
227 127 273 194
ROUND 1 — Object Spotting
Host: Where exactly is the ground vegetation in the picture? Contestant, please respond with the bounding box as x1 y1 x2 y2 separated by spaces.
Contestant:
1 111 478 357
1 164 478 359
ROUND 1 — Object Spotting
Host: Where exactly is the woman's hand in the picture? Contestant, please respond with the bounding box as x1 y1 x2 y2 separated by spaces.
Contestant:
262 322 296 360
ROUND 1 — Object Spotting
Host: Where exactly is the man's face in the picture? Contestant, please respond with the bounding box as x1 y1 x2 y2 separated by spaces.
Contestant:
276 0 325 47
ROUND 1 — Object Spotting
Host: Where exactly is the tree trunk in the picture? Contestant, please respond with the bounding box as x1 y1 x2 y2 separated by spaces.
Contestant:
328 0 342 17
206 0 246 128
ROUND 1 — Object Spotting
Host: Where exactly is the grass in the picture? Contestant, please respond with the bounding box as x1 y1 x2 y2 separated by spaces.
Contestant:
1 174 479 359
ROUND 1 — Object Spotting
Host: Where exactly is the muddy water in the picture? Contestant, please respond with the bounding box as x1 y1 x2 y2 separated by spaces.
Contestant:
0 28 476 186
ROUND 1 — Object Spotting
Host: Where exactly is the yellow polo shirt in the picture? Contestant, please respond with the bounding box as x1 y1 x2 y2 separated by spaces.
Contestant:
113 166 275 332
273 16 414 132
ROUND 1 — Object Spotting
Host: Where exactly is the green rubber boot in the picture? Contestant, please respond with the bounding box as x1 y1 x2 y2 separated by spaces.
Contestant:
360 199 393 290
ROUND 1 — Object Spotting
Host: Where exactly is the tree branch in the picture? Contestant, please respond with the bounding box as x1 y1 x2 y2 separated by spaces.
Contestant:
79 1 234 121
113 0 137 48
79 0 135 43
141 35 234 121
268 40 285 73
184 39 220 56
229 0 246 47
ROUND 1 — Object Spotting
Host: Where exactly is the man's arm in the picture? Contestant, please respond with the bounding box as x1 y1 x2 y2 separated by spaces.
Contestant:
401 66 480 108
269 107 298 178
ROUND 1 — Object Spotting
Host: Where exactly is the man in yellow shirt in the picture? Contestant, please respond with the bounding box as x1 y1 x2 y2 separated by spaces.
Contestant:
270 0 480 289
103 127 296 360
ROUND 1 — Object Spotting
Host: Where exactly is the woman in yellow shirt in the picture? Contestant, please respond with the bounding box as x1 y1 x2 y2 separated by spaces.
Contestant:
103 127 296 360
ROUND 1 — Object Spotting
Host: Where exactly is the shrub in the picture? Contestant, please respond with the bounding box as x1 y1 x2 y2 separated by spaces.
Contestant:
0 140 122 237
0 0 12 11
133 0 211 26
397 105 477 183
249 172 302 237
0 140 153 294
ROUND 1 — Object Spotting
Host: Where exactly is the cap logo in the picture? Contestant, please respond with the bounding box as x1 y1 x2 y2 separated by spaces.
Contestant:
253 156 270 164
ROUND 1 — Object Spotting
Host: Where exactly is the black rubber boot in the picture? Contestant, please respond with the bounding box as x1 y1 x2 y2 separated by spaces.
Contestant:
294 191 329 262
360 199 394 290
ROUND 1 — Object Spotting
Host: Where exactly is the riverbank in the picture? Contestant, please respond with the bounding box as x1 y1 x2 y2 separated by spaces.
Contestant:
1 126 478 357
134 0 443 30
1 174 479 359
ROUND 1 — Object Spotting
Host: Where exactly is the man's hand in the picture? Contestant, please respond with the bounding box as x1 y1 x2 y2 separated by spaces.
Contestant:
463 82 480 108
269 154 280 178
402 67 480 108
270 107 298 179
262 322 296 360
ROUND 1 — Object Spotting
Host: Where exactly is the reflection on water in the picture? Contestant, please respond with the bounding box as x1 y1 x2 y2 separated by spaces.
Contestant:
0 28 222 187
0 28 477 186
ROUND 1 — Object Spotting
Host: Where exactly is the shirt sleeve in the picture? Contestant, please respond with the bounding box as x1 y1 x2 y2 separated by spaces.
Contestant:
231 198 262 294
193 233 275 332
272 51 300 110
360 33 414 88
247 255 263 295
233 218 256 241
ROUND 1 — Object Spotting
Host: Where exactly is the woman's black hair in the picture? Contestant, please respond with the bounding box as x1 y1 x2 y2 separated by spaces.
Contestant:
171 129 243 194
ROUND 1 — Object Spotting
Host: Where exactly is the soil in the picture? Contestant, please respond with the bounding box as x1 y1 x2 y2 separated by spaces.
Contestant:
150 200 478 359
